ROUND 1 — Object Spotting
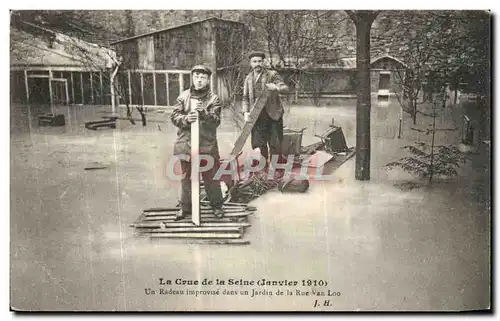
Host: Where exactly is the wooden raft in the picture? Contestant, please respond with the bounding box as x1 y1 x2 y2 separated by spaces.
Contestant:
130 202 256 245
130 91 268 245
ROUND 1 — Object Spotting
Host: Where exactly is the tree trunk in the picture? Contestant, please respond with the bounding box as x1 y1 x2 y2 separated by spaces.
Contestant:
412 100 417 125
442 87 447 109
428 101 437 184
137 107 147 126
477 95 488 143
349 11 378 181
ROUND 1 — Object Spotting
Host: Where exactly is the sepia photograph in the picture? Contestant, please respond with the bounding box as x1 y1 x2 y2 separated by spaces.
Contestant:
8 8 492 312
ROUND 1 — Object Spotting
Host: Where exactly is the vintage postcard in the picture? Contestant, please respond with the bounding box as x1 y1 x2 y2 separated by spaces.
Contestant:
9 9 491 312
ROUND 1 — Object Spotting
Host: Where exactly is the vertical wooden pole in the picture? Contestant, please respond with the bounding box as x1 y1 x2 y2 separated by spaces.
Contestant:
179 73 184 95
128 70 132 105
165 73 169 106
80 72 84 105
64 79 69 105
90 72 94 104
24 69 29 104
140 72 144 106
217 74 221 99
190 97 201 226
99 71 103 105
153 72 157 106
70 72 74 104
48 69 54 114
110 70 116 114
65 79 71 121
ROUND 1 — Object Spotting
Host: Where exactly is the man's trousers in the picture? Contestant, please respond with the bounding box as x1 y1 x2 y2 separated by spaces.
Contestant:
179 158 223 212
251 111 283 160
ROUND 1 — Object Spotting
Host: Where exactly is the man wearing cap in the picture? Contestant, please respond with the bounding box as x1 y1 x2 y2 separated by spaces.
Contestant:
171 65 224 220
242 51 289 163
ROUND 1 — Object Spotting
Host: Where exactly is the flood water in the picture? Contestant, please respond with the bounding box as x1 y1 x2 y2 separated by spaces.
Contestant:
10 98 490 311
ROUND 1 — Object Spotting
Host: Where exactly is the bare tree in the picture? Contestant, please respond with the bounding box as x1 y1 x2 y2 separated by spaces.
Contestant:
215 22 250 106
248 10 349 104
11 10 149 126
387 11 481 125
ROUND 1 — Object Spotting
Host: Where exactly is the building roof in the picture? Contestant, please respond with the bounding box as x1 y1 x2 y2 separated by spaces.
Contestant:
370 54 407 68
11 11 120 47
110 16 244 45
10 24 115 68
312 55 406 69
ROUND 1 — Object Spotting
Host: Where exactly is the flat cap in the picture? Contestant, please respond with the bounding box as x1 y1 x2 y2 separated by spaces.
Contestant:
191 65 212 76
248 51 266 59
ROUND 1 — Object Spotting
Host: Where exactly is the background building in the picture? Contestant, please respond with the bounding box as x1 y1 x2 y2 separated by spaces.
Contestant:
10 14 115 106
110 17 248 106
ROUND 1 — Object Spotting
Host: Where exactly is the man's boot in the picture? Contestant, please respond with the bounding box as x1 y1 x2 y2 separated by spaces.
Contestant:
175 209 191 221
213 207 225 218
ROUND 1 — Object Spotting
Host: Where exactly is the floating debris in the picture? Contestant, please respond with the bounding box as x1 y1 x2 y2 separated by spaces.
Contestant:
394 181 422 191
84 162 109 171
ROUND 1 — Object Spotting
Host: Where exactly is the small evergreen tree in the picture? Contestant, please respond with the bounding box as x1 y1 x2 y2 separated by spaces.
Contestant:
384 98 468 184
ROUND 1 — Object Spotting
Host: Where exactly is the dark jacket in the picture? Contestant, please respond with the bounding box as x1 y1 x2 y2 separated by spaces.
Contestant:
171 87 222 157
242 69 288 121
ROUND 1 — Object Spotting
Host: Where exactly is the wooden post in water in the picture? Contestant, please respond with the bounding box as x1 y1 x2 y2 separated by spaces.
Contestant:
24 70 29 103
190 98 201 226
48 69 54 114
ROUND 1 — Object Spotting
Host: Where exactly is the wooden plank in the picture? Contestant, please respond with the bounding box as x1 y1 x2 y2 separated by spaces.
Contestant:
144 212 249 218
144 210 253 217
144 208 250 215
202 201 248 207
140 72 144 106
153 72 157 106
48 69 54 112
190 97 201 226
132 222 252 228
70 72 74 104
142 217 248 223
201 201 256 211
230 89 270 156
24 69 29 102
142 212 252 221
165 73 169 106
301 141 325 154
90 72 94 104
128 70 132 105
149 232 242 239
130 218 246 227
144 205 250 212
138 227 242 233
151 239 250 245
11 66 101 72
80 72 84 105
136 214 247 222
64 79 69 105
132 212 148 225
